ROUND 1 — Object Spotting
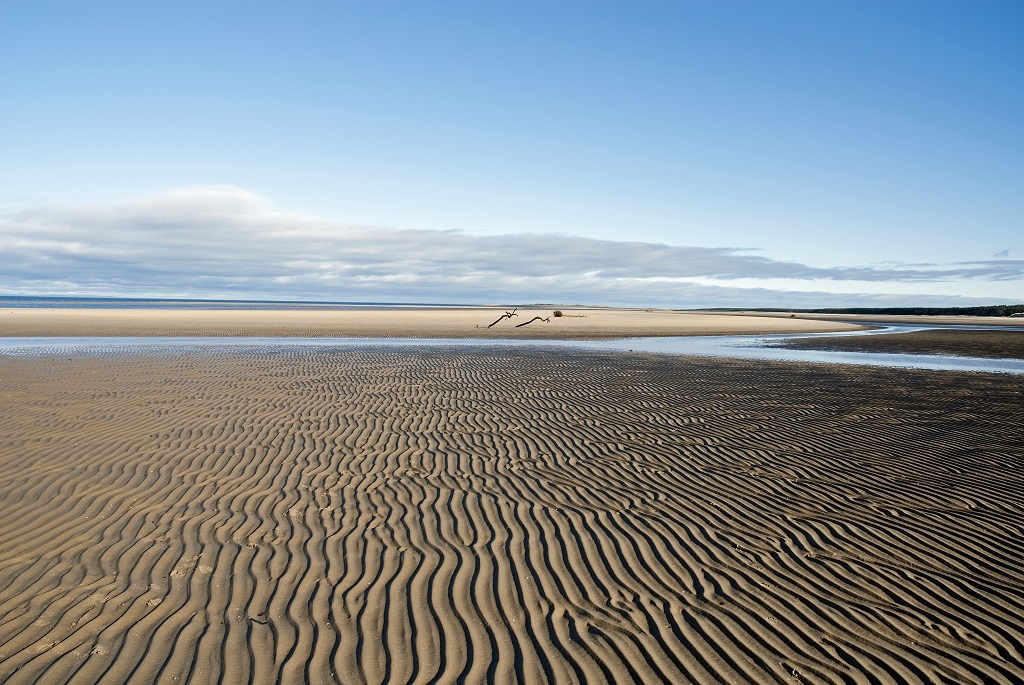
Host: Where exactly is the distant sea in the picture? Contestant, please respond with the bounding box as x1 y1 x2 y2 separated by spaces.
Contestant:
0 296 475 310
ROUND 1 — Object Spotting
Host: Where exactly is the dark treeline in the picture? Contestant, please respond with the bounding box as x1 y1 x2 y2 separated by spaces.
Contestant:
707 304 1024 317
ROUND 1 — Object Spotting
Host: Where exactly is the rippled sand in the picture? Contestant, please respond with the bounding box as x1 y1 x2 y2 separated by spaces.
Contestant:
1 347 1022 684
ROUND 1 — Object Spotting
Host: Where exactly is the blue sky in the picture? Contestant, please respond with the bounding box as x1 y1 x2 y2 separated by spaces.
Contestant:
1 1 1022 307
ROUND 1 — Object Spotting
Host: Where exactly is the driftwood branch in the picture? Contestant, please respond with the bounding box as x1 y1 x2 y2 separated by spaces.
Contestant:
487 308 518 328
515 316 550 328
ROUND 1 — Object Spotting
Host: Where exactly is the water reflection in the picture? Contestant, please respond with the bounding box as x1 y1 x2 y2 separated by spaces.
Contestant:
1 324 1023 374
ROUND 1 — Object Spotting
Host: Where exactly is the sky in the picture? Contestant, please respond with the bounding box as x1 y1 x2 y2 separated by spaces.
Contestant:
1 0 1022 308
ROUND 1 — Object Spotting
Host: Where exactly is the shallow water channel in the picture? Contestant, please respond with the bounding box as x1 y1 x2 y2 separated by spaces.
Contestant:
585 324 1024 374
2 324 1023 374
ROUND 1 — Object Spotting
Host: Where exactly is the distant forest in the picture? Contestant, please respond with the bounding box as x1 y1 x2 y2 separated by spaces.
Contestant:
712 304 1024 317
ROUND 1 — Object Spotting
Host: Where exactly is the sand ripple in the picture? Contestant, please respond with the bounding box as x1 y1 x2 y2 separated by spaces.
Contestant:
0 348 1022 684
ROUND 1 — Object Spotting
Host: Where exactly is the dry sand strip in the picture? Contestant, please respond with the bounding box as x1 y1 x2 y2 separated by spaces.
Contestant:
783 329 1024 360
0 307 862 339
1 347 1023 684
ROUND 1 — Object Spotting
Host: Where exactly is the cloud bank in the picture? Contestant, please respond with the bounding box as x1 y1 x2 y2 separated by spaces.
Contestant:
2 186 1020 308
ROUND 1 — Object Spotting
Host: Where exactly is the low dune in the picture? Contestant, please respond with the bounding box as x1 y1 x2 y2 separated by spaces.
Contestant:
0 307 862 339
1 346 1022 683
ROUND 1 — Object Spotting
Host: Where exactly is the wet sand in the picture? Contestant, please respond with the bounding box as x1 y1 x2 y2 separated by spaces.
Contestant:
1 347 1022 684
0 307 861 339
783 329 1024 360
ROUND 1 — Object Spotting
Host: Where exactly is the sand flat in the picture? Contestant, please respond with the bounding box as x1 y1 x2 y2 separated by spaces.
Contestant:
1 347 1022 684
0 307 863 338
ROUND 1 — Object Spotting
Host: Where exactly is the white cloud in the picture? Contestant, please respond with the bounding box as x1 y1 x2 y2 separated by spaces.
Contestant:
1 186 1020 307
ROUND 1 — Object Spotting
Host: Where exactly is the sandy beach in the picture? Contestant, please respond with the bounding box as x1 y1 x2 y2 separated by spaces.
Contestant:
0 307 863 339
1 345 1022 684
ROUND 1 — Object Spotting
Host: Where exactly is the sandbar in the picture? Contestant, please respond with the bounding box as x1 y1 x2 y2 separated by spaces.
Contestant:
783 328 1024 360
0 307 863 338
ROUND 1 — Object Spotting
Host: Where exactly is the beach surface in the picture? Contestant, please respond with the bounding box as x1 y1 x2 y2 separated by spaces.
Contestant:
1 346 1022 684
0 307 862 338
